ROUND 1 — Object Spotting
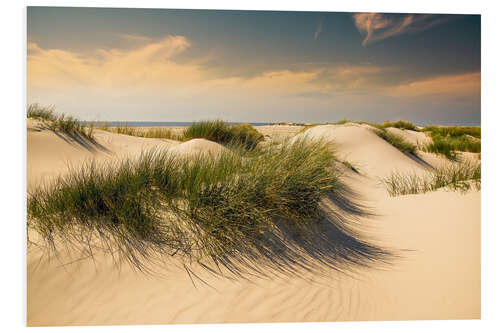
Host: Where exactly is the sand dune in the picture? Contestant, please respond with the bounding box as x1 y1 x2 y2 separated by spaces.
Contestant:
26 123 480 326
294 124 429 178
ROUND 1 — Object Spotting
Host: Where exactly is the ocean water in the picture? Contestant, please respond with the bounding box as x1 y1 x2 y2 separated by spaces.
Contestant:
83 121 270 127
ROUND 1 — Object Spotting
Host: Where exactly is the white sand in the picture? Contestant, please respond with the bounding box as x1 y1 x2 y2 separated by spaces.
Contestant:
26 123 480 326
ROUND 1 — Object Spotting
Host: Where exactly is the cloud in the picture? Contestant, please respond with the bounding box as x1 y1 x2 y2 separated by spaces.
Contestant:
387 72 480 98
27 35 391 97
308 64 392 92
353 13 450 46
27 35 479 123
28 35 195 90
314 18 323 41
117 33 153 44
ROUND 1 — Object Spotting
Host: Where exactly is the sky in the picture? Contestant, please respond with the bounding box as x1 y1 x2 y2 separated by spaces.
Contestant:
27 7 481 125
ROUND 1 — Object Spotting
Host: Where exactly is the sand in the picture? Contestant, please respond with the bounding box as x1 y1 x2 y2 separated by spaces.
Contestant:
26 122 480 326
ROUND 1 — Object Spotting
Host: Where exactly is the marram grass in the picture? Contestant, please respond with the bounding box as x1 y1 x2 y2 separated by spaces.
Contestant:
423 127 481 160
28 103 95 140
381 160 481 196
97 122 182 141
98 120 265 150
183 120 264 150
27 139 388 276
374 128 417 155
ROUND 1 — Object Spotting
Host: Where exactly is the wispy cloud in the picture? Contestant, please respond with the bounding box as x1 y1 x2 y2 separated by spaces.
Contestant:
387 72 480 98
314 18 323 41
117 33 153 44
353 13 450 46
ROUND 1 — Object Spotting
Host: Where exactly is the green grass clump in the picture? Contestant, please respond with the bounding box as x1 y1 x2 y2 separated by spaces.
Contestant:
381 120 419 131
425 135 481 160
98 122 182 141
423 126 481 139
335 118 352 125
183 120 264 150
374 129 417 155
27 139 386 275
422 126 481 160
27 103 94 140
381 160 481 196
27 103 56 121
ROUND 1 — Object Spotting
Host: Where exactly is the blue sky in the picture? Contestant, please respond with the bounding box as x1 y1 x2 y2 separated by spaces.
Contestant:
27 7 481 125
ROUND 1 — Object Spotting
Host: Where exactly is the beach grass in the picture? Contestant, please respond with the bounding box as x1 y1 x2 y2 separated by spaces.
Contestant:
422 126 481 160
381 160 481 196
97 122 182 140
27 103 56 121
27 138 386 275
27 103 95 140
423 125 481 139
381 120 419 131
183 120 264 150
374 128 417 155
98 120 264 149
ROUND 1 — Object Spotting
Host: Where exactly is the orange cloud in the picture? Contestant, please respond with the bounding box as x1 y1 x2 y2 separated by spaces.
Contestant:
27 35 391 100
28 35 197 90
387 72 480 98
27 35 478 119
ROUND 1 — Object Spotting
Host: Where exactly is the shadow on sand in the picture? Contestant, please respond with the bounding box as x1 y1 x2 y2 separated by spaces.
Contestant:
181 182 393 285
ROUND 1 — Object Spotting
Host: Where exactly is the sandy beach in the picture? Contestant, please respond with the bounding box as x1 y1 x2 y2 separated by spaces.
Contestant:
26 120 480 326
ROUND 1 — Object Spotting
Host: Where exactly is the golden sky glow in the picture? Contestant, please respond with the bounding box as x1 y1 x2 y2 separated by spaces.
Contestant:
27 8 481 124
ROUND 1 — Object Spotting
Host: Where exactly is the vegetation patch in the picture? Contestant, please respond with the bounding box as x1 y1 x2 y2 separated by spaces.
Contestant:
374 129 417 155
381 160 481 196
423 126 480 139
381 120 419 131
28 103 95 140
422 126 481 160
97 122 182 141
27 139 387 276
183 120 264 150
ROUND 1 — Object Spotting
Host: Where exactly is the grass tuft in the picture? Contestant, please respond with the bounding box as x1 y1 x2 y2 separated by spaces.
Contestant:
335 118 352 125
97 122 182 141
27 103 56 121
381 160 481 196
423 126 481 160
381 120 419 131
183 120 264 150
27 103 95 140
374 129 417 155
